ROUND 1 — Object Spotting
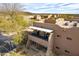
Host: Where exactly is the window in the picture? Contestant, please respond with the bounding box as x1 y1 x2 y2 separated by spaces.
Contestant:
66 37 72 40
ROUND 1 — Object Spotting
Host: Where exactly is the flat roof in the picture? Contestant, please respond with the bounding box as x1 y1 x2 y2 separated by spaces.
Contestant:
29 26 53 33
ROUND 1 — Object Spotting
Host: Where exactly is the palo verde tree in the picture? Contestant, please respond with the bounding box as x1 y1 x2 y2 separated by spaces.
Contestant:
0 3 28 32
0 3 23 20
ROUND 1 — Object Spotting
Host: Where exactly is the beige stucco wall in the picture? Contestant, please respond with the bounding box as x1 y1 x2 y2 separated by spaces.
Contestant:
53 25 79 56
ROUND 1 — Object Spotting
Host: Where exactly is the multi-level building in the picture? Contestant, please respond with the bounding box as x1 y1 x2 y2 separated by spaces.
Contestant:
26 18 79 56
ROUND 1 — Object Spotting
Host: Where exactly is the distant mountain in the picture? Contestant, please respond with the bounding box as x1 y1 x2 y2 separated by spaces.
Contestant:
0 11 79 17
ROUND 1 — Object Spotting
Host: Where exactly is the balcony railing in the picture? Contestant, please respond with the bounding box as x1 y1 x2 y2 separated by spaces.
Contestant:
29 31 49 41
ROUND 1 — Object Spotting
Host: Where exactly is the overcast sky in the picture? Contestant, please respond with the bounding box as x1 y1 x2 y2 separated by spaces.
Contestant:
22 3 79 14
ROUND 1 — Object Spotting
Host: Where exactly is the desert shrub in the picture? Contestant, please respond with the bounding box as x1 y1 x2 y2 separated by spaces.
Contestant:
12 32 23 45
15 15 30 28
12 31 28 45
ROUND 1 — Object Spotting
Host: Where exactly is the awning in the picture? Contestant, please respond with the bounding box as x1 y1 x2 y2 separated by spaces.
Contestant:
29 26 53 33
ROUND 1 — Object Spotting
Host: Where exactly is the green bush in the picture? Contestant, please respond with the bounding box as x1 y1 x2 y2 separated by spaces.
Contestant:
12 32 23 45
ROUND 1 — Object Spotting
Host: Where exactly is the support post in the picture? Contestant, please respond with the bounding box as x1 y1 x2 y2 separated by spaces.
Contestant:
46 33 54 56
